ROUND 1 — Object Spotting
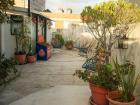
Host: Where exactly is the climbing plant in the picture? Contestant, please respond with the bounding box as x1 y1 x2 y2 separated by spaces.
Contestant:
0 0 15 23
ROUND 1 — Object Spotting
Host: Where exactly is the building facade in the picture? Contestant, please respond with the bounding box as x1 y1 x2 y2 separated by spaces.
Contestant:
0 0 51 58
42 12 81 29
14 0 46 10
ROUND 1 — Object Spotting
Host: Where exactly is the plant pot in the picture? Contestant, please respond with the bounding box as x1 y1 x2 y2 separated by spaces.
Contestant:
108 90 121 100
15 54 26 64
27 55 35 63
65 44 73 50
89 83 109 105
107 95 136 105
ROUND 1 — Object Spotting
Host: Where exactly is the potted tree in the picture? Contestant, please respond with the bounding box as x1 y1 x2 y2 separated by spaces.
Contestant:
75 0 140 105
75 48 120 105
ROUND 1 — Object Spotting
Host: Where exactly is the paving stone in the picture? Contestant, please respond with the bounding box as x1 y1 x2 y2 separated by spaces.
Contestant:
9 86 91 105
0 49 87 105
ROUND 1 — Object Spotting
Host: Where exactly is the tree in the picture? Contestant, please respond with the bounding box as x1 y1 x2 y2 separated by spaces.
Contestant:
0 0 14 23
81 0 140 64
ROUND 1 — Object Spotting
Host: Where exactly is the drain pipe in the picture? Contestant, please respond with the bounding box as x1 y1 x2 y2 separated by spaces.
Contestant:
28 0 30 17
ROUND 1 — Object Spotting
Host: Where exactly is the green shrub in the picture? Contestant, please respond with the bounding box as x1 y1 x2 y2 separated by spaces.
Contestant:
0 55 17 85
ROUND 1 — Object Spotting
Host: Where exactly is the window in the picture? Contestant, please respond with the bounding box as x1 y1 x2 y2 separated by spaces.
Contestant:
10 15 23 35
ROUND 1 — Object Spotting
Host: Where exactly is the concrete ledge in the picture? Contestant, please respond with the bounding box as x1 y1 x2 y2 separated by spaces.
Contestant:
9 85 91 105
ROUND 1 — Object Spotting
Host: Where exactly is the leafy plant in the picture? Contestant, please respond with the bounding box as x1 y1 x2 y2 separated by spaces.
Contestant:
55 34 64 46
0 0 14 23
0 55 17 85
113 58 139 102
51 32 64 48
81 0 140 64
75 0 140 92
74 63 119 90
15 35 31 54
15 18 31 54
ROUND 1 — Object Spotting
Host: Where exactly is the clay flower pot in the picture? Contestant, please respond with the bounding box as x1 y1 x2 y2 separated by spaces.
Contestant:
89 83 109 105
65 41 73 50
107 90 121 100
27 55 35 63
106 96 136 105
15 54 26 64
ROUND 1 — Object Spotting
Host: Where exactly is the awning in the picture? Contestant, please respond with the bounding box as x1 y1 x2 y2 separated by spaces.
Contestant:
6 7 28 16
31 10 52 21
6 7 52 21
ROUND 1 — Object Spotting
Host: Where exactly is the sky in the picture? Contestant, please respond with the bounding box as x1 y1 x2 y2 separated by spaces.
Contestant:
45 0 110 13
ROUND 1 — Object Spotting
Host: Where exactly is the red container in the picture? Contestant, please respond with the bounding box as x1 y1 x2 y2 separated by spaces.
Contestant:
27 55 35 63
15 54 26 64
89 83 109 105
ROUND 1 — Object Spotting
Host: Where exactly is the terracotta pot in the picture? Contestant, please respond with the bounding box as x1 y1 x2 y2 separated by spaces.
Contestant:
27 55 35 63
108 90 121 100
15 54 26 64
107 96 136 105
89 83 109 105
65 44 73 50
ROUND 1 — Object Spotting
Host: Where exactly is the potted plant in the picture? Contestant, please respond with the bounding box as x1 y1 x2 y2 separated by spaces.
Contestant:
65 40 74 50
27 45 36 63
15 18 31 64
106 59 139 105
75 1 140 104
74 48 120 105
26 38 36 63
51 32 64 48
15 35 31 64
27 52 35 63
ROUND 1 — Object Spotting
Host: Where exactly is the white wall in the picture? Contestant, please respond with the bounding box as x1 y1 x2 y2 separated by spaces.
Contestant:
47 27 52 43
111 23 140 104
1 23 16 58
111 23 140 74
